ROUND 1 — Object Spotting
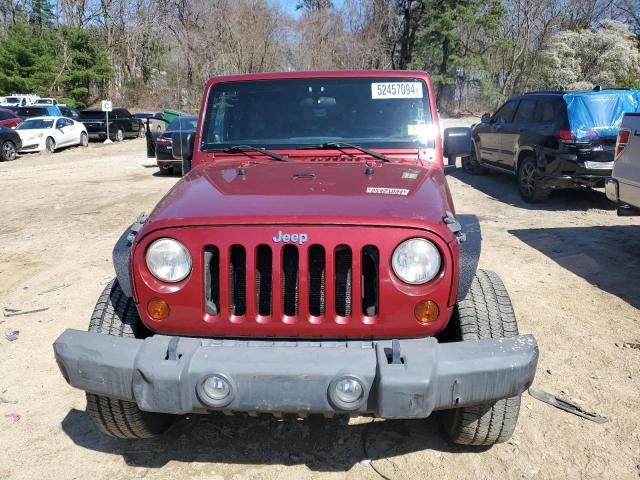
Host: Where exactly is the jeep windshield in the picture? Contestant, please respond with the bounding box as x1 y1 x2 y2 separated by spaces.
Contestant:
201 77 434 152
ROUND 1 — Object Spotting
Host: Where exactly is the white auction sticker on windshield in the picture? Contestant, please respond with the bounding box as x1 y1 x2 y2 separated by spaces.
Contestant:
371 82 423 99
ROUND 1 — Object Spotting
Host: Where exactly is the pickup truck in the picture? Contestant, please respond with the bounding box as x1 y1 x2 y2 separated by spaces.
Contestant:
78 107 145 141
53 70 538 447
606 113 640 215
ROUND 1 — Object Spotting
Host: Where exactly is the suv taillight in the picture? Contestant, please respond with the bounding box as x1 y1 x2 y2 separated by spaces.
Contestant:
615 128 631 161
556 130 574 141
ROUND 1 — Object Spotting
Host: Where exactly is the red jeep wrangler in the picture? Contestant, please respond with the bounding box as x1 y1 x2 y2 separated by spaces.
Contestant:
54 71 538 446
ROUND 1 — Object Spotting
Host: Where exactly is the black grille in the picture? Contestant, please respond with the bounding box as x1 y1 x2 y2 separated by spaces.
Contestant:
361 246 379 316
256 245 272 316
308 245 325 316
282 245 298 316
229 245 246 316
205 242 379 320
335 245 352 316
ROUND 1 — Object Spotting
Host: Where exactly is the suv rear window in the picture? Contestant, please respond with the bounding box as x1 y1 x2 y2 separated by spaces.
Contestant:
201 77 432 149
18 107 47 117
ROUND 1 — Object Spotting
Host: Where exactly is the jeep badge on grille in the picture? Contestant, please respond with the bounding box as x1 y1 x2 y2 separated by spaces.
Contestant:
272 231 308 245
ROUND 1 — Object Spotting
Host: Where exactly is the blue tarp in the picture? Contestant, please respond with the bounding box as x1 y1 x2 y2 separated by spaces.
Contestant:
563 90 640 141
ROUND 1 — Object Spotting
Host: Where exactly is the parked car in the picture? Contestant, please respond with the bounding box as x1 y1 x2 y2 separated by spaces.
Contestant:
0 95 39 107
54 70 538 446
135 111 164 133
16 116 88 153
78 107 145 141
16 105 62 120
0 125 22 161
155 115 198 174
0 108 22 128
466 89 640 202
59 105 80 120
606 112 640 215
34 98 58 106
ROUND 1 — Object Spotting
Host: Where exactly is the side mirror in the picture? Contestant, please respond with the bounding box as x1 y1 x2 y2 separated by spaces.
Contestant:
442 127 472 167
172 131 195 161
481 113 491 124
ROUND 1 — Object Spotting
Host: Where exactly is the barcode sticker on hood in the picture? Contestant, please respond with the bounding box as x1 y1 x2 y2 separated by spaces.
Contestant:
366 187 410 196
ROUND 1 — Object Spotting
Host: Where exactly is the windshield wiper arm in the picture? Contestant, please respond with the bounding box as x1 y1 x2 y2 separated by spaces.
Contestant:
297 142 392 162
222 145 288 162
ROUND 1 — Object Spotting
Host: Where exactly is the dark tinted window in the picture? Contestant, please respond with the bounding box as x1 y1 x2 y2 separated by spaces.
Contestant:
167 116 198 132
492 100 519 124
513 98 537 123
79 110 106 119
18 107 47 117
0 111 10 120
534 98 569 129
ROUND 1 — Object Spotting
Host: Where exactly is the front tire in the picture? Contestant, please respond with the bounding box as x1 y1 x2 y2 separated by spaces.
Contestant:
518 156 550 203
438 270 521 446
80 132 88 147
1 140 17 161
85 279 175 439
114 128 124 142
461 147 486 175
138 125 145 138
45 137 56 153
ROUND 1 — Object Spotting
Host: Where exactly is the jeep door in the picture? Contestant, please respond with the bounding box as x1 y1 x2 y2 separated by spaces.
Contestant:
475 99 519 166
501 97 537 170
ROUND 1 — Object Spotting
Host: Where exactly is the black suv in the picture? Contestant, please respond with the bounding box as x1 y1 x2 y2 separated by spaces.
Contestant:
466 89 640 202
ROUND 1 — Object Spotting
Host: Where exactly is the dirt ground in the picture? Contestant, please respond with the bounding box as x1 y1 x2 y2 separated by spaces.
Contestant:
0 126 639 480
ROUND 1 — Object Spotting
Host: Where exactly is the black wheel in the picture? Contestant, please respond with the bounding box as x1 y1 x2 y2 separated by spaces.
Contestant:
181 158 191 176
80 132 88 147
85 279 175 439
461 146 486 175
1 140 17 161
438 270 521 446
138 126 145 138
518 156 550 203
115 128 124 142
45 137 56 153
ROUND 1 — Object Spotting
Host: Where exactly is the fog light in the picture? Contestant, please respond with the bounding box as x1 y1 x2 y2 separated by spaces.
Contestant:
335 378 364 403
147 298 170 320
414 300 439 324
202 375 231 401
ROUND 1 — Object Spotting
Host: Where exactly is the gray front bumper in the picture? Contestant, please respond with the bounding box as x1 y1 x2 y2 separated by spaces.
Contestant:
54 330 538 418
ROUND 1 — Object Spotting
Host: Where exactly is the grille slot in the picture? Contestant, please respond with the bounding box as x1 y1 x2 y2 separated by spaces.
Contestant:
256 245 272 316
335 245 352 316
361 246 379 316
229 245 246 316
308 245 325 316
204 246 219 315
282 245 299 316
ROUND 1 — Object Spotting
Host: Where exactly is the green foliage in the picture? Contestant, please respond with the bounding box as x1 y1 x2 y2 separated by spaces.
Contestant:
0 22 111 108
28 0 55 27
0 22 58 94
407 0 505 98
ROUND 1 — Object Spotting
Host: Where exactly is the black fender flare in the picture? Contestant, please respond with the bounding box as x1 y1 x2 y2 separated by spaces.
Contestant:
112 214 148 298
112 225 134 298
456 214 482 302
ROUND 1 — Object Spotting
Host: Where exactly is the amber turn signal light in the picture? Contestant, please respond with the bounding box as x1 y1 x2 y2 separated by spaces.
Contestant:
414 300 439 324
147 298 170 320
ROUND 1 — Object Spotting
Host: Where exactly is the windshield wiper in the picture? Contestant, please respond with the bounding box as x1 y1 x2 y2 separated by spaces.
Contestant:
297 142 392 162
221 145 288 162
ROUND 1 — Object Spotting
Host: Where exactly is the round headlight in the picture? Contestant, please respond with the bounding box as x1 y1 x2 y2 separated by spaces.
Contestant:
145 238 192 283
392 238 441 285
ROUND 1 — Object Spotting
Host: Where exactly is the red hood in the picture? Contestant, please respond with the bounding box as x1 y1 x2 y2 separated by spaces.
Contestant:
141 157 456 238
